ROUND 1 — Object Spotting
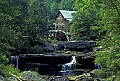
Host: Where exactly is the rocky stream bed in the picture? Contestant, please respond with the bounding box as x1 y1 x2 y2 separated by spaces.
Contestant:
5 41 108 81
0 71 106 81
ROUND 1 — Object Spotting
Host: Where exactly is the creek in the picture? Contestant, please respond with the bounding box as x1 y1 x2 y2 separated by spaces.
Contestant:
10 41 104 80
11 51 97 76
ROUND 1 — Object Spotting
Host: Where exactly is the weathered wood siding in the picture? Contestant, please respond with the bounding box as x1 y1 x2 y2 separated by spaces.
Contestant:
55 13 69 33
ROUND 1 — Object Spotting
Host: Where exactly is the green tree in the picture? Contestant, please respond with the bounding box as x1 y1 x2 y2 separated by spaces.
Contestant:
44 0 59 19
0 0 29 63
28 0 48 36
71 0 120 80
12 0 52 54
71 0 101 40
0 0 28 77
59 0 75 10
44 0 59 30
94 0 120 79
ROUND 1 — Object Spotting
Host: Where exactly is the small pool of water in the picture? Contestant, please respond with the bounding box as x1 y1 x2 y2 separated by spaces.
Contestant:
39 70 85 76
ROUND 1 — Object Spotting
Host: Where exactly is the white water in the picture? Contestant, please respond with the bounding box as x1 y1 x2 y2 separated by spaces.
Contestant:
61 56 76 72
16 56 19 68
10 56 19 68
95 62 101 69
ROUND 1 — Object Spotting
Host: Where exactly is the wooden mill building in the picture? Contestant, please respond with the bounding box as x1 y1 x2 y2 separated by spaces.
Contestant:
49 10 76 41
52 10 76 41
54 10 76 33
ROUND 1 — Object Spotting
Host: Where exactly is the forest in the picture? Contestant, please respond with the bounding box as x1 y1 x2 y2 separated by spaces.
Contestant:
0 0 120 80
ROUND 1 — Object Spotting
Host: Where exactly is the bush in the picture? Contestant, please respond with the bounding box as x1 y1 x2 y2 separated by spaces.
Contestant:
0 64 20 78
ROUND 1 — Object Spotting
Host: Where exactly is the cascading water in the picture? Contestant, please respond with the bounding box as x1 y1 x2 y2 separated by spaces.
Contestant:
95 62 101 69
10 56 19 68
61 56 76 72
16 56 19 68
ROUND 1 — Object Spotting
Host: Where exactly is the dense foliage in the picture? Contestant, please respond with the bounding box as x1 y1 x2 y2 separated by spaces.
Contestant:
0 0 120 80
59 0 75 10
71 0 120 80
94 0 120 80
71 0 102 40
0 0 55 77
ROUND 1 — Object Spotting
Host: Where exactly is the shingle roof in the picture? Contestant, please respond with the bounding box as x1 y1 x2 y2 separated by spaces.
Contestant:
59 10 76 21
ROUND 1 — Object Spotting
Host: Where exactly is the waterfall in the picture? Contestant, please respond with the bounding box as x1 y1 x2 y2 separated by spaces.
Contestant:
95 62 101 69
16 56 19 68
61 56 76 71
10 56 19 68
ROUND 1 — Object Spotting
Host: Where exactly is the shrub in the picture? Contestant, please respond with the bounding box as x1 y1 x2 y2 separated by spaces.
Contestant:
0 64 20 78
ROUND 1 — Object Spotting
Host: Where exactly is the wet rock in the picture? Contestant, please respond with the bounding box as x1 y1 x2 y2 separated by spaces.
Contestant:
76 76 102 81
20 71 46 81
0 75 5 81
77 77 95 81
54 77 69 81
56 40 96 52
45 76 69 81
7 77 18 81
64 40 96 52
72 73 102 81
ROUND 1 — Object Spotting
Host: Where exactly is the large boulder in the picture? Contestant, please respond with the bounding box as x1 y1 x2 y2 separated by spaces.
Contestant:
7 77 18 81
56 40 96 52
20 71 46 81
0 75 5 81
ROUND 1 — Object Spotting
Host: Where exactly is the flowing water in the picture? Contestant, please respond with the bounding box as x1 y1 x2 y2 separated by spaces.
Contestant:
10 55 19 68
10 53 95 77
61 56 76 72
16 56 19 68
39 56 84 76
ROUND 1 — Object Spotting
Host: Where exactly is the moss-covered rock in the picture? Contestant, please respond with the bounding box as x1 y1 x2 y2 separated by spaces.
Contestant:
0 75 5 81
20 71 46 81
7 77 18 81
